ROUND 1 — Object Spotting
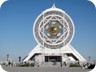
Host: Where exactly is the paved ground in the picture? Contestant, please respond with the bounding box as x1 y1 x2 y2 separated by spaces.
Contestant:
2 66 91 72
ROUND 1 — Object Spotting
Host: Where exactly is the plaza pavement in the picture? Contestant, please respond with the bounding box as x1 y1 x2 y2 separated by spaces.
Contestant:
2 66 91 72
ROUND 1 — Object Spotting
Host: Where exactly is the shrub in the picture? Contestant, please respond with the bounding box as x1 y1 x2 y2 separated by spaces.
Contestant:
69 63 81 67
16 62 34 67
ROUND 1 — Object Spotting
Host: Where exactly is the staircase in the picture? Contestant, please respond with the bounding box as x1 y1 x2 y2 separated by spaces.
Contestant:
40 62 61 67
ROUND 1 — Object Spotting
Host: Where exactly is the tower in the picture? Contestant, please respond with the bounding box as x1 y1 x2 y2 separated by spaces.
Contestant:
23 4 86 66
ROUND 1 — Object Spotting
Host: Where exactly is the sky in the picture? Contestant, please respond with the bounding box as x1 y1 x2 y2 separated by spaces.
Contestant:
0 0 96 62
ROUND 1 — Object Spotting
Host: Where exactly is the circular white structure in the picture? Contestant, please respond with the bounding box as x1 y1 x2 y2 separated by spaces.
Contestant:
33 5 75 49
23 4 86 64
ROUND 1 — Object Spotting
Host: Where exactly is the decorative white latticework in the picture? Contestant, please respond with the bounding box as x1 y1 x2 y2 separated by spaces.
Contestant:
33 5 75 49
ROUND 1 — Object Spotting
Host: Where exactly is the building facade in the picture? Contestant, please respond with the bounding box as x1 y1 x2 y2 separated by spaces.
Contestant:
23 4 86 67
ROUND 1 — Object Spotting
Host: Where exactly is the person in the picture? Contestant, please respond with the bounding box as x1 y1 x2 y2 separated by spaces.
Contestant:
63 61 66 66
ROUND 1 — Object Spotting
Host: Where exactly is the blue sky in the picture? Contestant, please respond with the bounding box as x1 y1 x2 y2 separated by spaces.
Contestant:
0 0 96 62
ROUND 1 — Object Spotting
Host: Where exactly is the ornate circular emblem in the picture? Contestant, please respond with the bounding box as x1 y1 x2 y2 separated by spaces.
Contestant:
33 7 75 49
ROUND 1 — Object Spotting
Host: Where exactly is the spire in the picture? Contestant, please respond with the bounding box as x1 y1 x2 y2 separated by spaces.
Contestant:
52 3 56 8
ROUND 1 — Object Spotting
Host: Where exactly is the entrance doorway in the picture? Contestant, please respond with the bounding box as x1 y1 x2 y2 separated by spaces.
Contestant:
45 56 61 62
